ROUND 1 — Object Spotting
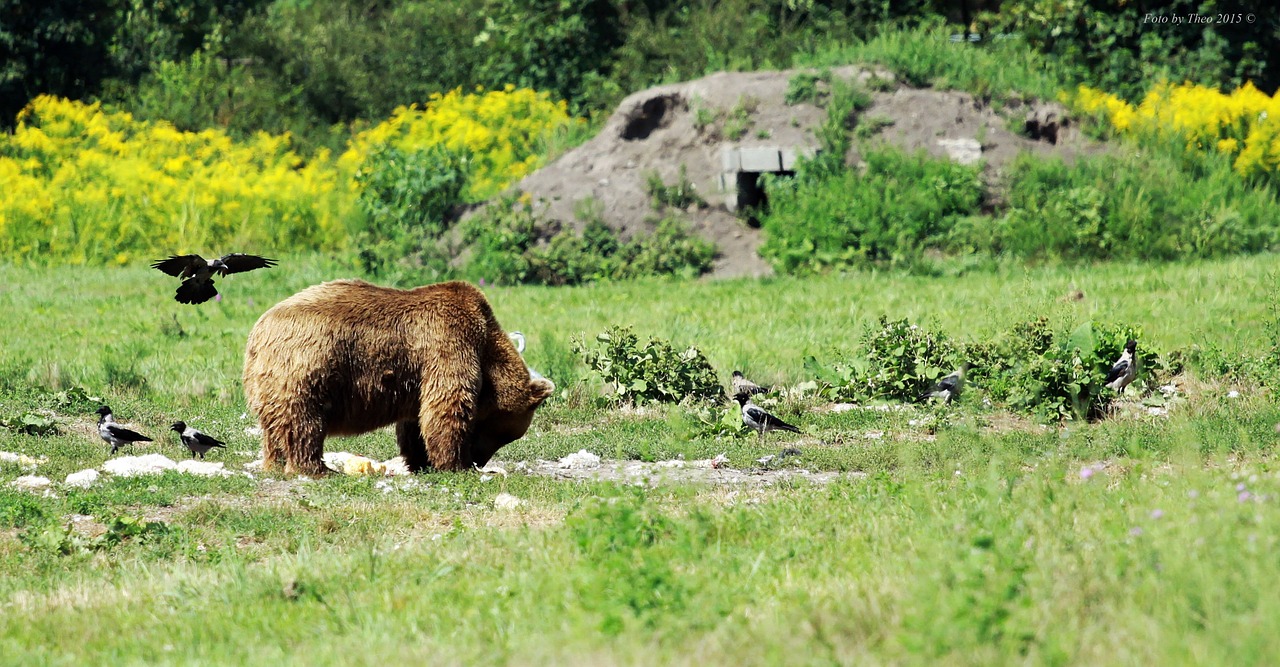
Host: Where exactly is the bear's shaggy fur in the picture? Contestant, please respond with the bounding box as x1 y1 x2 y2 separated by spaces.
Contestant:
243 279 554 475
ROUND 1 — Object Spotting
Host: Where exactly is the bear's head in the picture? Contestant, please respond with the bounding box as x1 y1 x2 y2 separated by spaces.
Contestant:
471 376 555 466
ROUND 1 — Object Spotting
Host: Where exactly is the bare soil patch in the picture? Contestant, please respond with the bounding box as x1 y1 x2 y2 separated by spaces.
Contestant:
513 67 1102 277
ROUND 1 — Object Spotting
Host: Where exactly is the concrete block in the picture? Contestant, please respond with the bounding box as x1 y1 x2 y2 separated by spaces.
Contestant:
936 138 982 165
721 147 741 172
739 147 782 172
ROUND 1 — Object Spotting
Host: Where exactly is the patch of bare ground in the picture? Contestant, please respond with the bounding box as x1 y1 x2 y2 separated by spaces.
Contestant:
510 67 1103 277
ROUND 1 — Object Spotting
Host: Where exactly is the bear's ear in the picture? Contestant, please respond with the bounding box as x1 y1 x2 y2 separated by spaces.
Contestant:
528 377 555 404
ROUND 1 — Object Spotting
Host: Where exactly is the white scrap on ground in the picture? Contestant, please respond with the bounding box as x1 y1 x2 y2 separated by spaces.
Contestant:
494 493 526 510
10 475 51 491
556 449 601 469
244 459 264 471
103 454 178 477
176 460 235 477
0 451 46 470
64 469 100 488
324 452 387 476
244 426 263 438
382 456 411 476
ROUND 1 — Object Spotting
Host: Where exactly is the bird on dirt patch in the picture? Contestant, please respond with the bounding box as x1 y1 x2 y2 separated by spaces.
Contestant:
1105 340 1138 393
169 421 227 459
919 363 971 404
150 253 277 304
734 392 801 443
731 370 769 397
96 406 153 455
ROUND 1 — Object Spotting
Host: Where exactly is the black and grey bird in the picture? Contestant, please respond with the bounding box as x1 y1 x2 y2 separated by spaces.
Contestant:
151 253 277 304
731 370 769 397
734 392 801 442
1104 339 1138 392
96 406 153 454
169 421 227 459
919 363 971 404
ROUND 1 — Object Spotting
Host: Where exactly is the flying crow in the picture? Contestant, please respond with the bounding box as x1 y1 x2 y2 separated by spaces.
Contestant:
96 406 153 454
920 363 971 404
1105 339 1138 392
151 253 277 304
169 421 227 459
731 370 769 397
734 392 801 442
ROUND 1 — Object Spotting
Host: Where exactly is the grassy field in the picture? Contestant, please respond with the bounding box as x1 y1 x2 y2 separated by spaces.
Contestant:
1 254 1279 665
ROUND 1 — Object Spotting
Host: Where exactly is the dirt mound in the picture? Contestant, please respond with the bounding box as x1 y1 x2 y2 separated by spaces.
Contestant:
513 67 1100 278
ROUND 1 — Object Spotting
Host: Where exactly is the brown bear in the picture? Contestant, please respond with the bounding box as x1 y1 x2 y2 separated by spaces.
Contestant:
242 279 554 475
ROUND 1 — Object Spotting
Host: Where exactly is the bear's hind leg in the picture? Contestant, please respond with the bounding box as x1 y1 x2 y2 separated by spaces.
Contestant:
395 420 434 473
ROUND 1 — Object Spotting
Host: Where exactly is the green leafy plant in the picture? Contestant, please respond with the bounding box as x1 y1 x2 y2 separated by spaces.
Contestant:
573 326 723 405
784 70 830 106
835 317 958 402
644 165 706 211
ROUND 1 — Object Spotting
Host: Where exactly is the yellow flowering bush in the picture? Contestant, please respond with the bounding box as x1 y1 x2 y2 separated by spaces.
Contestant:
340 85 579 202
0 87 578 267
0 96 356 265
1066 82 1280 180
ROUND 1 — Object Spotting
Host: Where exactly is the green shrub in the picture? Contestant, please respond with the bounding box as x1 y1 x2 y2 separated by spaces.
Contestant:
352 144 469 279
760 147 984 273
967 150 1280 261
461 196 716 286
573 326 723 405
784 70 830 106
815 316 958 402
805 314 1164 422
1001 321 1158 422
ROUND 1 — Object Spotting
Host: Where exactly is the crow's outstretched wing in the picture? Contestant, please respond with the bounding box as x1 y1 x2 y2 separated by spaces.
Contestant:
151 255 207 277
217 253 277 275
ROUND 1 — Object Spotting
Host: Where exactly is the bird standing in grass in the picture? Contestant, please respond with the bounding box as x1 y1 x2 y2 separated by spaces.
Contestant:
169 421 227 459
96 406 153 454
1105 339 1138 392
920 363 971 404
731 370 769 397
151 253 277 304
735 392 801 443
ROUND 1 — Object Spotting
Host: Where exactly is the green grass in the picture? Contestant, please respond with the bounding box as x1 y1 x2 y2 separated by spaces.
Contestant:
1 254 1279 664
798 23 1071 103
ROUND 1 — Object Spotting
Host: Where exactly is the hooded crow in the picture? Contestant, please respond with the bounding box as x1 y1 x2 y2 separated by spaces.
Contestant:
96 406 153 454
1105 340 1138 392
734 392 801 442
151 253 277 304
920 363 971 404
169 421 227 459
731 370 769 397
508 331 526 353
